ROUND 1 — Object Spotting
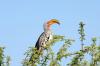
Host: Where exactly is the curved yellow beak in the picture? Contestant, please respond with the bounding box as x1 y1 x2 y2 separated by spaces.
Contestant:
56 22 60 25
47 19 60 26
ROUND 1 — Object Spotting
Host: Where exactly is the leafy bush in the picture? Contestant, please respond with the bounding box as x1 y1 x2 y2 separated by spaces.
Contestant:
0 22 100 66
0 47 11 66
22 22 100 66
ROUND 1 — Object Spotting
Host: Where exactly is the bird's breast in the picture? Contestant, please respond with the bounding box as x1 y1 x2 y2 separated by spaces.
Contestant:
46 31 53 41
49 33 53 40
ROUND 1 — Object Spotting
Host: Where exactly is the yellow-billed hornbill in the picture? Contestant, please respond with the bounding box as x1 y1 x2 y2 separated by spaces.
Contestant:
29 19 60 62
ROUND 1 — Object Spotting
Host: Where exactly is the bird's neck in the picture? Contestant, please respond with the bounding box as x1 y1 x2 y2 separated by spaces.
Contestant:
44 29 52 33
44 25 51 31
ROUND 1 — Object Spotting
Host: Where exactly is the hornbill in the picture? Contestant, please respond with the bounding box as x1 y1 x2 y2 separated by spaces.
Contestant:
29 19 60 63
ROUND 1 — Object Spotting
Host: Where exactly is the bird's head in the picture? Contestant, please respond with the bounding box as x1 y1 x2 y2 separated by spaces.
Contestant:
44 19 60 31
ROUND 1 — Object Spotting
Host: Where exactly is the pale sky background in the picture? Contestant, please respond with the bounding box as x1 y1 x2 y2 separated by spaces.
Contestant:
0 0 100 66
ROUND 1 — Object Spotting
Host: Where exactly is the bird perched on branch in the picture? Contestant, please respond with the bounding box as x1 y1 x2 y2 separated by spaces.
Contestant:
29 19 60 63
35 19 60 51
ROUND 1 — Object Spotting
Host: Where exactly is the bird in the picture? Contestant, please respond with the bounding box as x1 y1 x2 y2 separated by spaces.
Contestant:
29 19 60 63
35 19 60 51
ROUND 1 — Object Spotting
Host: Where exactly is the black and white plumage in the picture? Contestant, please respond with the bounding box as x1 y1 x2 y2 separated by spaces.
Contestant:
35 19 60 50
35 31 53 50
29 19 60 62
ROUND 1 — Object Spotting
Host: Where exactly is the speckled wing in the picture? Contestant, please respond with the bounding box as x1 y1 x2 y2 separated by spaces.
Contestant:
35 31 53 50
35 32 44 50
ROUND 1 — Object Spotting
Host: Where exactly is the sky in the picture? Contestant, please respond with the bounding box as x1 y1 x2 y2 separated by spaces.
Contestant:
0 0 100 66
